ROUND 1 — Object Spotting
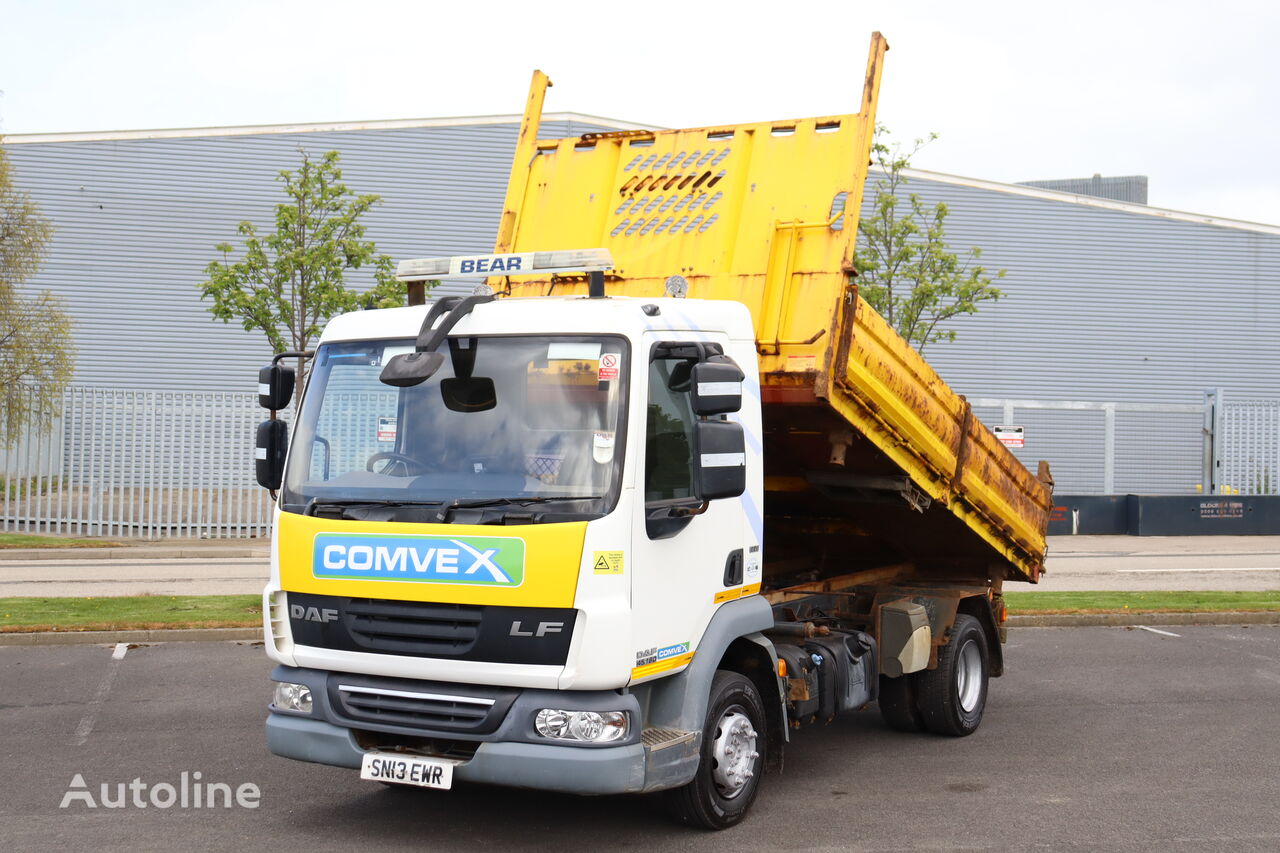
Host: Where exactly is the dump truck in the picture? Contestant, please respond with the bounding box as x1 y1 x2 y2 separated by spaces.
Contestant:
256 32 1053 829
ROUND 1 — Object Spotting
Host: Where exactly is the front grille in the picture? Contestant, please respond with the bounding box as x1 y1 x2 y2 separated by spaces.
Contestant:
288 592 576 665
330 675 517 735
345 598 482 656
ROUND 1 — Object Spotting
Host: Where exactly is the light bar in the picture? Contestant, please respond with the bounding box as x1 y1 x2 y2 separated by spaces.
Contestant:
396 249 614 282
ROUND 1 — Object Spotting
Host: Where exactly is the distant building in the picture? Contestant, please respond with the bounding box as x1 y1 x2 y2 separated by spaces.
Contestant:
1018 173 1148 204
3 119 1278 515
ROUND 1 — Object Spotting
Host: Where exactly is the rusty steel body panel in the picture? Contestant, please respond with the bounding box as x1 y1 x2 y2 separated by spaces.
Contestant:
487 32 1051 587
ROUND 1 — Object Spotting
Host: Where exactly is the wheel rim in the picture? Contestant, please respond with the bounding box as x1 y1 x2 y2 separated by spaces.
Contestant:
956 639 983 712
710 706 758 799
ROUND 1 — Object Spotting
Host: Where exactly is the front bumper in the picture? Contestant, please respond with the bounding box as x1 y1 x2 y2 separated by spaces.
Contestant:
266 714 652 795
265 664 700 794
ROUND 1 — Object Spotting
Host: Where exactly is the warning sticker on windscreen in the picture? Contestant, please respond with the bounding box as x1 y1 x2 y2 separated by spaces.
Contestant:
598 353 620 381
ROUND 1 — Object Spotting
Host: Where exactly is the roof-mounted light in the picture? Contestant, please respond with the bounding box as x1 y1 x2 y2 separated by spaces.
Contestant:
396 249 614 282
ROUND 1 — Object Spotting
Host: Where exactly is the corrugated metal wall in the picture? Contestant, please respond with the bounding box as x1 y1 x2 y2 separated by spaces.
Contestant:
858 173 1280 494
5 126 1279 495
3 118 613 391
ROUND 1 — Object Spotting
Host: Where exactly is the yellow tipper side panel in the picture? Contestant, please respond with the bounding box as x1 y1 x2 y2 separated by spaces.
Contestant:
834 300 1053 581
489 33 1051 583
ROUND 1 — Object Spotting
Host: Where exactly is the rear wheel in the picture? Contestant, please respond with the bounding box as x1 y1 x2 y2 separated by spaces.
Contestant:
916 614 989 736
877 672 925 732
665 670 766 830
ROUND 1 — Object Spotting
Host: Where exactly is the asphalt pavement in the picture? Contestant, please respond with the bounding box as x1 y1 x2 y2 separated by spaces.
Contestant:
1037 535 1280 591
2 626 1278 851
0 557 270 597
3 535 1279 597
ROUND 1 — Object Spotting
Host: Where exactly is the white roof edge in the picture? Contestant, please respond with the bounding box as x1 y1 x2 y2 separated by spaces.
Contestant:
2 112 661 144
897 166 1280 236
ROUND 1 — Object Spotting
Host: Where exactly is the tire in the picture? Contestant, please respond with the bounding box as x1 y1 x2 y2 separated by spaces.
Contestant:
665 670 767 830
877 672 925 732
915 614 989 736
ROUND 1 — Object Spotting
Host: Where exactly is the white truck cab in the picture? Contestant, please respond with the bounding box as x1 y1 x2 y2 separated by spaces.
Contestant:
262 258 784 827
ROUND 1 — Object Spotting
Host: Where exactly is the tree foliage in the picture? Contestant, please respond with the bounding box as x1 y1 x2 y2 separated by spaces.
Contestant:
0 140 75 448
854 127 1005 353
200 150 416 392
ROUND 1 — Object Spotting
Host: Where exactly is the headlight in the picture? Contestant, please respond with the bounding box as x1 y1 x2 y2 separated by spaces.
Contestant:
273 682 313 714
534 709 628 743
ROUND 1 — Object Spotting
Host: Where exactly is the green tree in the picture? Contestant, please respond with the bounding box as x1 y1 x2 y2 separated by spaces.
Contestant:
854 127 1005 353
200 149 420 401
0 139 75 448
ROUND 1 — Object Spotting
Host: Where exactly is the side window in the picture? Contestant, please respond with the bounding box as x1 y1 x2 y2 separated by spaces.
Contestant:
645 355 698 503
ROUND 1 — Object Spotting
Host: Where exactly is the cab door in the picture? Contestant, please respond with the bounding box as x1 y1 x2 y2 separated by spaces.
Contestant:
627 333 750 683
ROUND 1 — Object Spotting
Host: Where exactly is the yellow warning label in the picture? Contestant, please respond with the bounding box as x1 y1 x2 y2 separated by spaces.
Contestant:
592 551 625 574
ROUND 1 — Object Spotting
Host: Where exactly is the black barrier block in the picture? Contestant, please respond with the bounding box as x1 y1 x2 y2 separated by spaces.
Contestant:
1049 494 1280 535
1048 495 1131 535
1129 495 1280 536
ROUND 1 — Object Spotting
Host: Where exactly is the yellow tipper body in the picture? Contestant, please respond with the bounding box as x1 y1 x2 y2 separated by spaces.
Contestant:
488 34 1051 583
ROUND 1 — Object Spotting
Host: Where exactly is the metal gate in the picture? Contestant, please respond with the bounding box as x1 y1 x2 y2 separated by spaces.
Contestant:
1208 389 1280 496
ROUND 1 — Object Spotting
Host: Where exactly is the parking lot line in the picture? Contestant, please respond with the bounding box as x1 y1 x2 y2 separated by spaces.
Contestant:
72 645 127 746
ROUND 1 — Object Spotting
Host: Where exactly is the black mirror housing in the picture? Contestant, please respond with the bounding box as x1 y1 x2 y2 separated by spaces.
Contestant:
380 351 445 387
255 419 289 490
258 364 295 410
441 377 497 412
691 358 745 415
693 419 746 501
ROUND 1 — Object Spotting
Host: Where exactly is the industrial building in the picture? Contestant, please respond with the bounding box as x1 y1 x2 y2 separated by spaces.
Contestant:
3 115 1278 535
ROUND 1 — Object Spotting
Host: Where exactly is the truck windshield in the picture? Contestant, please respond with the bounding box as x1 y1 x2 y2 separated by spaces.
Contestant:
280 335 628 520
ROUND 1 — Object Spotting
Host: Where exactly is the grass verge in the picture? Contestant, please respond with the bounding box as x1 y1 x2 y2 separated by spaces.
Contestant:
0 594 259 632
3 591 1278 633
1004 590 1280 615
0 533 125 549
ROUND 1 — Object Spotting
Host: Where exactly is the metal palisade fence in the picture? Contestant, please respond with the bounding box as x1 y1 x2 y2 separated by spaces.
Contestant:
974 391 1280 497
0 387 279 538
0 386 1277 538
1208 389 1280 496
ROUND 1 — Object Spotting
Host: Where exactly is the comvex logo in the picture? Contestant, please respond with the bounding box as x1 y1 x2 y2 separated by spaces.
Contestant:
312 534 525 587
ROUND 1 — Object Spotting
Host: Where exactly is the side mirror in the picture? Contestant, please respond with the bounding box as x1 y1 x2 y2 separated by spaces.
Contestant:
693 419 746 501
258 364 295 410
690 358 744 415
255 419 289 490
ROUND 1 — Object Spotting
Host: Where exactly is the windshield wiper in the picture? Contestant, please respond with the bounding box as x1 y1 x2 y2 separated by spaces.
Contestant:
305 498 446 518
446 495 603 508
304 496 604 523
441 495 605 523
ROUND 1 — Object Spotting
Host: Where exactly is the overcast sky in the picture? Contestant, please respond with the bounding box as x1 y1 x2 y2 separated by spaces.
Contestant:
3 0 1276 224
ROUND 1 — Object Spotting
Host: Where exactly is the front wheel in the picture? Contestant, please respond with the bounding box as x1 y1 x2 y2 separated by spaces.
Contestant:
915 613 989 736
665 670 767 830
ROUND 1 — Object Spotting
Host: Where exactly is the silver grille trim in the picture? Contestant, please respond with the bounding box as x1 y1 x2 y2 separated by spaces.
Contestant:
338 684 495 706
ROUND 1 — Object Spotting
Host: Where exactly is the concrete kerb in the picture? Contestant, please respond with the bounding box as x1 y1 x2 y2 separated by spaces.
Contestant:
3 612 1278 646
1007 611 1280 628
0 627 262 646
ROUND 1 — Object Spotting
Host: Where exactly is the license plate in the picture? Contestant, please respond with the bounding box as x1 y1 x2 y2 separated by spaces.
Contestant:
360 752 460 789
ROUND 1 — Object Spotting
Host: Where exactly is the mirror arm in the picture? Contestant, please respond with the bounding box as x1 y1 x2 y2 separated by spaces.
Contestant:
271 350 314 366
